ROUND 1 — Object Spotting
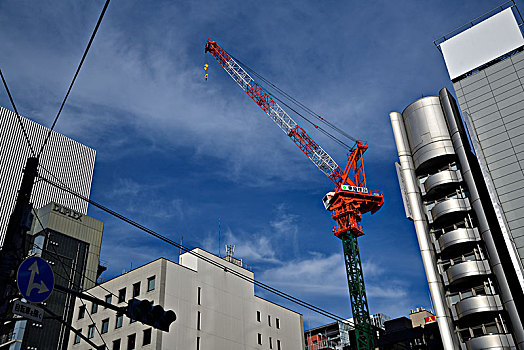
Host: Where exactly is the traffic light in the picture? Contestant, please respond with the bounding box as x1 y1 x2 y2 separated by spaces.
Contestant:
126 299 176 332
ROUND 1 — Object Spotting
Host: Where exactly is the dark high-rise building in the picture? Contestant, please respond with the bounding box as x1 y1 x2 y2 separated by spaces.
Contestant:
0 202 103 350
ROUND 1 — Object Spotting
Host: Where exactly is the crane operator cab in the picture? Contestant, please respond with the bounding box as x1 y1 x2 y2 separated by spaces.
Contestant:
322 192 335 210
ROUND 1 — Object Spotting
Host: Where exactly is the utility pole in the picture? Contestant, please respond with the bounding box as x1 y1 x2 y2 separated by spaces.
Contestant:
0 158 38 328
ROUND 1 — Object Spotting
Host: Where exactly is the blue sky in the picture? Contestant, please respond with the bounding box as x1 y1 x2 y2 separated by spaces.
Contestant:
0 0 515 327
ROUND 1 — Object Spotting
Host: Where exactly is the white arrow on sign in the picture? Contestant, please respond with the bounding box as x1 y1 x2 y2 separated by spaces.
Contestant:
26 261 49 296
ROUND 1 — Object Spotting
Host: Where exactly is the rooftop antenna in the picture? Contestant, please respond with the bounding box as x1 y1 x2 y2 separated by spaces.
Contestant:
179 235 183 256
226 244 235 257
218 218 221 258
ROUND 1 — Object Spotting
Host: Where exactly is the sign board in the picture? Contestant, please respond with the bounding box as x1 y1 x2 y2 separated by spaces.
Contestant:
440 8 524 80
17 256 54 303
425 315 437 324
12 300 44 322
341 184 369 194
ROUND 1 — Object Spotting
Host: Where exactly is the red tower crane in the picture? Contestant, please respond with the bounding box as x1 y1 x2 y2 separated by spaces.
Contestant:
205 39 383 350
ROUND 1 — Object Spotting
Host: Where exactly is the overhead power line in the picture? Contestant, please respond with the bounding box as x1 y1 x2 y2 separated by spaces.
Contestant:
38 173 363 331
37 0 111 158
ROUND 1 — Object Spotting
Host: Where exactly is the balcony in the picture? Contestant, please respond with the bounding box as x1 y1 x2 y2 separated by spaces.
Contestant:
466 333 515 350
423 170 461 199
435 228 480 254
429 198 470 226
444 260 490 286
454 295 502 320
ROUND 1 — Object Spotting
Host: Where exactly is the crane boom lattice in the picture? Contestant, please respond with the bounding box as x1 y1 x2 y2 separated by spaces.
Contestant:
205 39 384 350
205 40 343 183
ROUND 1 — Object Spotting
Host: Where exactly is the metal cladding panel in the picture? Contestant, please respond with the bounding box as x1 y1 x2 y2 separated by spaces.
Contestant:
437 228 480 253
454 50 524 278
423 169 461 197
401 97 455 172
444 260 491 286
454 295 502 319
430 198 471 225
0 106 96 246
441 8 524 80
467 334 515 350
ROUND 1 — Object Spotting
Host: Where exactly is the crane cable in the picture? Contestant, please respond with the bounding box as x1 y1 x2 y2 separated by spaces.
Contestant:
270 92 353 150
229 54 357 144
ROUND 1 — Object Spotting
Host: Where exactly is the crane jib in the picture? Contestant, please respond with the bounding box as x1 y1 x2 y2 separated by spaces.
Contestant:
206 41 342 184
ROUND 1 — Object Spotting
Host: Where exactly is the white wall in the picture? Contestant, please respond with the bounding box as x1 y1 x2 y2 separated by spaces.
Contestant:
68 249 304 350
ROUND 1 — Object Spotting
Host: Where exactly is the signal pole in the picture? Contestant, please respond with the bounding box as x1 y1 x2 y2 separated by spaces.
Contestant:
0 157 38 324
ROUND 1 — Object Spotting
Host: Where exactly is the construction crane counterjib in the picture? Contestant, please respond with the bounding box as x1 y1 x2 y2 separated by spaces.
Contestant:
205 39 343 184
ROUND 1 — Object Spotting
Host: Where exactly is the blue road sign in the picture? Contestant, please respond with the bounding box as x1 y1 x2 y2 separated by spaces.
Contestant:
17 256 54 303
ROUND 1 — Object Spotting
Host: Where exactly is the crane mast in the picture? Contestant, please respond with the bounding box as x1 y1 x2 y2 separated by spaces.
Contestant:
205 39 383 350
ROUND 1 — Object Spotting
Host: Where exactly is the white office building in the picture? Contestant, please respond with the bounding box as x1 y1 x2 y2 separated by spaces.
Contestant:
0 106 96 246
68 249 305 350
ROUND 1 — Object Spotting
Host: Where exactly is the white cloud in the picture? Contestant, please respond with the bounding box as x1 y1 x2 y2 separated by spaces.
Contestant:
258 253 348 297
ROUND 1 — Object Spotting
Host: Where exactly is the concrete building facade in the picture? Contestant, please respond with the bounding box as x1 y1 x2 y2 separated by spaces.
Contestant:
0 202 104 350
0 106 96 246
390 89 523 349
68 249 305 350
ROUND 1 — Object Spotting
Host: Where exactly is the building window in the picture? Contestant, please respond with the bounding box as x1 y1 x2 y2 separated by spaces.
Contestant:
197 311 201 330
197 336 200 350
143 328 152 346
133 282 141 297
118 288 126 303
258 333 262 345
269 337 273 349
112 339 121 350
116 314 123 329
268 315 271 327
74 330 81 344
127 333 136 350
78 305 85 319
105 294 112 306
257 311 261 322
277 339 281 350
276 318 280 329
197 287 201 305
88 324 95 339
91 302 98 314
101 318 109 334
147 276 155 291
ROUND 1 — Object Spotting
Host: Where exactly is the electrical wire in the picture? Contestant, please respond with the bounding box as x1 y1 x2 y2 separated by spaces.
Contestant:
38 174 365 331
0 69 36 157
37 0 111 158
